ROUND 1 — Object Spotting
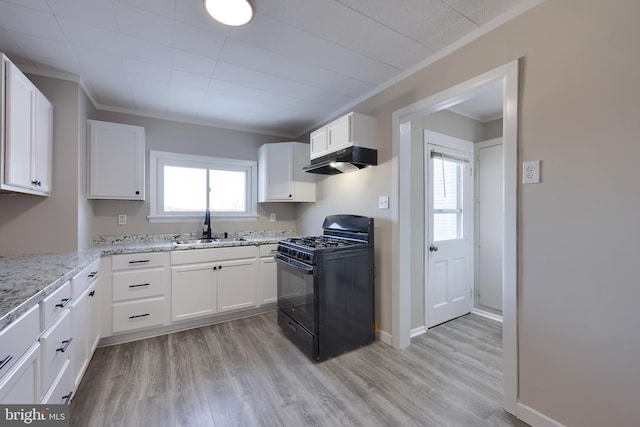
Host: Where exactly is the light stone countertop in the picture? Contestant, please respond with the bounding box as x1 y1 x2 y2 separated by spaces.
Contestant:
0 233 291 333
0 249 102 331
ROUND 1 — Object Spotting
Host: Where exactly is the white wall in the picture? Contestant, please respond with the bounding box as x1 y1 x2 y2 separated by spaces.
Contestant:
88 111 299 239
296 1 640 425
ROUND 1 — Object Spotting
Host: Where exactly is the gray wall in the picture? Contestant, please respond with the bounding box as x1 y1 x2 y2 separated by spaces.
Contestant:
297 1 640 425
88 111 299 239
0 76 85 256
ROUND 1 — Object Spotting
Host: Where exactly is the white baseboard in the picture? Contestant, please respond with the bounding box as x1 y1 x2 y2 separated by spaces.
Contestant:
377 329 393 346
517 402 565 427
411 325 427 338
471 308 503 323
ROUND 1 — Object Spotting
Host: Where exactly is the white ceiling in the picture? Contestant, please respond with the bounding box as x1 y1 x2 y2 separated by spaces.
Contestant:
0 0 526 137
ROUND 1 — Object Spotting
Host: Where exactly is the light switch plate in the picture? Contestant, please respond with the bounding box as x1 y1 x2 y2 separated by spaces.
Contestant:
118 214 127 225
378 196 389 209
522 161 541 184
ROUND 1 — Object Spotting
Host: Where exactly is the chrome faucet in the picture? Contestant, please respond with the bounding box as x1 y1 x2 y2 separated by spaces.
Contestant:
203 208 212 240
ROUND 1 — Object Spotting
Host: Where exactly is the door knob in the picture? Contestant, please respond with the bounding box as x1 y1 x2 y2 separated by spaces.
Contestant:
429 244 439 252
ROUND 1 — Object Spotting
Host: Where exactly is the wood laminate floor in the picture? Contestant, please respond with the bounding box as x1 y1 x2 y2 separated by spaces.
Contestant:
71 312 528 427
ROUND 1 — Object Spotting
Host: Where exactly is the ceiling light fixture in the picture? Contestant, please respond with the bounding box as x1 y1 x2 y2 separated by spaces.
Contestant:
204 0 254 27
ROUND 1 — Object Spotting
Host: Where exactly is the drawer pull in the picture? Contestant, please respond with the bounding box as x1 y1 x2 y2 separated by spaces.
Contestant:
89 290 96 297
129 313 150 320
62 392 73 405
128 283 150 288
55 298 72 308
128 260 150 264
88 271 98 278
288 322 297 332
0 355 13 371
56 338 73 353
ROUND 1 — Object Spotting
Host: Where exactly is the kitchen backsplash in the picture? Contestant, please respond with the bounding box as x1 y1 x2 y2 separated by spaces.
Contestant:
94 229 296 245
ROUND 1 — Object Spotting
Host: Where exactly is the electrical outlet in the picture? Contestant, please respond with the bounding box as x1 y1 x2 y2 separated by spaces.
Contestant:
522 161 541 184
378 196 389 209
118 214 127 225
270 213 276 222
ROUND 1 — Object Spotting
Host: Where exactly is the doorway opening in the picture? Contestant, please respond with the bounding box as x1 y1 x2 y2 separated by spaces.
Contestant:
391 60 519 414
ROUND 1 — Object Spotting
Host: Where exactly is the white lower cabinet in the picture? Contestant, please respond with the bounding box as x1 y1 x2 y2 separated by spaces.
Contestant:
112 298 168 333
170 246 257 322
69 281 99 390
217 258 257 313
258 244 278 306
109 252 170 335
0 343 40 404
171 263 217 322
39 310 72 400
41 359 72 405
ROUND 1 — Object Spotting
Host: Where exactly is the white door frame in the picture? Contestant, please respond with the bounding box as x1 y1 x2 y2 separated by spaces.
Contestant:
391 60 519 414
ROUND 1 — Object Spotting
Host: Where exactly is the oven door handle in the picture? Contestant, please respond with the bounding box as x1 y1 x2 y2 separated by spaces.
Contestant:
276 254 314 274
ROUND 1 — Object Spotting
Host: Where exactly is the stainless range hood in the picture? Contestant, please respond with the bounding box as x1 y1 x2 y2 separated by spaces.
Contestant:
303 146 377 175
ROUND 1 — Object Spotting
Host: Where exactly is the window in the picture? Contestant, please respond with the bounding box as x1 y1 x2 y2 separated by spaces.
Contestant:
149 150 257 222
432 156 464 241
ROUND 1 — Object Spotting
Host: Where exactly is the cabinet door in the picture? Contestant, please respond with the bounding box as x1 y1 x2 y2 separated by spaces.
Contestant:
69 287 89 390
33 91 53 194
0 343 40 404
260 143 293 201
217 258 257 313
310 127 328 159
87 282 100 355
259 256 277 305
4 61 35 191
171 264 217 322
88 120 145 200
327 114 352 152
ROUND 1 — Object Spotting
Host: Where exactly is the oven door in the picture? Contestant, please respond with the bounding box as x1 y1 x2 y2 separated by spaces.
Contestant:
276 254 315 334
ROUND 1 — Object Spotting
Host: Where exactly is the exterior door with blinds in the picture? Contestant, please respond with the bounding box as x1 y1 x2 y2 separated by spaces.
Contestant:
424 130 473 328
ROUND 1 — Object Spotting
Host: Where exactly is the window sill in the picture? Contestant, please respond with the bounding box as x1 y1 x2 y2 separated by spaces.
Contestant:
147 214 258 223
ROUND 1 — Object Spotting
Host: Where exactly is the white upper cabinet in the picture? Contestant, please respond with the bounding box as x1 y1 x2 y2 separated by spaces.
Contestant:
309 112 377 160
1 55 53 196
87 120 145 200
258 142 315 202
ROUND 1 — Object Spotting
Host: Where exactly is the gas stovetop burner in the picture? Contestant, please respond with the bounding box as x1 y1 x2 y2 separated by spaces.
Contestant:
284 236 361 249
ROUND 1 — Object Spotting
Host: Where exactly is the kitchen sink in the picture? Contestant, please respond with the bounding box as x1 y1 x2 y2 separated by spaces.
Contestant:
213 237 246 243
172 237 246 246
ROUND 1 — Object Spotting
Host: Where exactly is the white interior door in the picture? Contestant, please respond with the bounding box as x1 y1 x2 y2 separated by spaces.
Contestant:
425 131 473 328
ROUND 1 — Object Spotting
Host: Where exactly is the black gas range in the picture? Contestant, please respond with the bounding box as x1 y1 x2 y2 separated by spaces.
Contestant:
276 215 375 361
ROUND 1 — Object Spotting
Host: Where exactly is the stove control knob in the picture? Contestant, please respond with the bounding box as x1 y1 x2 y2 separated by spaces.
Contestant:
303 254 311 261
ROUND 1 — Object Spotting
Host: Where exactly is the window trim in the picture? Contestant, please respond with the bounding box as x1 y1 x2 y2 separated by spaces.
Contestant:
148 150 257 223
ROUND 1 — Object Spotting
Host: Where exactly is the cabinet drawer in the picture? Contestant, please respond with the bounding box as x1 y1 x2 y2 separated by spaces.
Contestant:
40 281 71 330
171 246 256 265
0 342 40 404
112 298 168 334
40 310 72 396
41 359 72 405
71 258 100 299
259 244 278 257
113 268 167 302
112 252 166 271
0 305 39 382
